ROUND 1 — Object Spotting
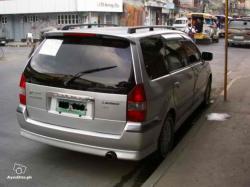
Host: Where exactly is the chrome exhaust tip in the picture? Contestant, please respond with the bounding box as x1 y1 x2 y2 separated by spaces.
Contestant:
105 151 117 160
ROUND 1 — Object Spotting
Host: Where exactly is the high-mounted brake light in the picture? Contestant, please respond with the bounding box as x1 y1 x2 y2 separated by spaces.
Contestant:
127 84 147 122
63 33 96 37
19 74 26 105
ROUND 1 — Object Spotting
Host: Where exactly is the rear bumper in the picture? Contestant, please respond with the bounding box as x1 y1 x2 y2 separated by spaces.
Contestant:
16 105 160 160
228 39 250 45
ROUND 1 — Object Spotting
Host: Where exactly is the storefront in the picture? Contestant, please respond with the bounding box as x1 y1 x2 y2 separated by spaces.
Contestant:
144 0 175 26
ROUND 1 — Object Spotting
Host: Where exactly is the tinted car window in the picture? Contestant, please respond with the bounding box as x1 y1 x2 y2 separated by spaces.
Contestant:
140 36 168 79
25 36 135 94
162 39 187 72
182 41 201 65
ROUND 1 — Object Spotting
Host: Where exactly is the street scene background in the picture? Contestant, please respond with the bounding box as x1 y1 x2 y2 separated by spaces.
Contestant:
0 38 249 186
0 0 250 187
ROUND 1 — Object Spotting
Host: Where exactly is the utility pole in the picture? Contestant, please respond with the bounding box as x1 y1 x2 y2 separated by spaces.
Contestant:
230 1 232 16
224 0 229 101
202 0 209 13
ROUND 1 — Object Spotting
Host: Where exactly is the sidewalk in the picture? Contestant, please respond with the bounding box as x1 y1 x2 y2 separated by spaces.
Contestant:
6 42 28 47
143 76 250 187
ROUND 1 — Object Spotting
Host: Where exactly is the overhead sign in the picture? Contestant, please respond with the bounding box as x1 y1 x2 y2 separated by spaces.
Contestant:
164 2 175 9
145 1 165 8
0 0 123 14
77 0 123 12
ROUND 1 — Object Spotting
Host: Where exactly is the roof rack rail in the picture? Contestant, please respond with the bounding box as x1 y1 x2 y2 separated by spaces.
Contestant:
127 26 176 34
62 24 118 30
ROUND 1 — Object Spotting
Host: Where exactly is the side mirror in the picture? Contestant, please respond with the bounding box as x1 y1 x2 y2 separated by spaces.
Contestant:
202 52 213 61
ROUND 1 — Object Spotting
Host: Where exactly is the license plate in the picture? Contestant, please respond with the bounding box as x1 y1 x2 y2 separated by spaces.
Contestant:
234 36 244 40
56 99 87 117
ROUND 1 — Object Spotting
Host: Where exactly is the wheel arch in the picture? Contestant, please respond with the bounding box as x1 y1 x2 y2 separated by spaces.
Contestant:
167 108 176 125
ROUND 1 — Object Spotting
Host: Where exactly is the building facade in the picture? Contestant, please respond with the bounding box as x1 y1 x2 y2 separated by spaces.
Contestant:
0 0 177 41
120 0 145 26
0 0 123 41
144 0 175 25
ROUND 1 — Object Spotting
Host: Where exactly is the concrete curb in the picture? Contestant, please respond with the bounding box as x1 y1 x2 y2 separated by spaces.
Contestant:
142 96 223 187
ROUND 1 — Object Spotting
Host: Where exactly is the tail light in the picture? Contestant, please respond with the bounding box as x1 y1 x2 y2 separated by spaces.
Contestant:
19 74 26 105
247 32 250 35
127 84 146 122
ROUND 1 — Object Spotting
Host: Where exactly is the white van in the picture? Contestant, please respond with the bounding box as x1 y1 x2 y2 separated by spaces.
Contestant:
173 17 188 32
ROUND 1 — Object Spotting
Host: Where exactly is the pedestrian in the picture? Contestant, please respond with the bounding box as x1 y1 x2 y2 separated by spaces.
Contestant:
185 23 196 40
26 32 33 47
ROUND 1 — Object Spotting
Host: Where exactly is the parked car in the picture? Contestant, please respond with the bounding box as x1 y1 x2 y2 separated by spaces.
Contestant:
17 25 213 161
228 18 250 46
173 17 188 32
0 37 7 46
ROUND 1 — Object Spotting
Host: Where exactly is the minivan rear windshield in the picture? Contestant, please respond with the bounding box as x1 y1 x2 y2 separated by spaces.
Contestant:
229 20 250 29
25 36 135 94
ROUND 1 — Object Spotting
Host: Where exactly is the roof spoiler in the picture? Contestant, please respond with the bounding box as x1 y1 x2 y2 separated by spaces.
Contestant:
127 26 176 34
61 24 118 30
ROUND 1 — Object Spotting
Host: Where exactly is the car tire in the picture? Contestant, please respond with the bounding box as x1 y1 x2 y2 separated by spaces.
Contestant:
228 42 235 47
203 78 212 107
155 114 174 160
212 36 219 43
207 38 212 44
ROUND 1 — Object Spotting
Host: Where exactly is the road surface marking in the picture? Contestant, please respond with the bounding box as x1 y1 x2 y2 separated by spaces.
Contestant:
220 75 250 96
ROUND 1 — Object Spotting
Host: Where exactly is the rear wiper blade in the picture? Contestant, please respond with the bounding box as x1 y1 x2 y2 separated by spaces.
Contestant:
64 66 117 86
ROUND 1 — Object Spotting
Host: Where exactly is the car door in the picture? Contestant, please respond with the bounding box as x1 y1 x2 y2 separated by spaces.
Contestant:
161 36 195 123
182 40 209 105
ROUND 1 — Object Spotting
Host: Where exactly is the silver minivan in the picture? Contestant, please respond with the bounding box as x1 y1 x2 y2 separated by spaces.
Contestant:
17 26 213 160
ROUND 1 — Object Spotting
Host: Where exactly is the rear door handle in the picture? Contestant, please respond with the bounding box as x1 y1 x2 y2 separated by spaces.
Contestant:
174 81 180 88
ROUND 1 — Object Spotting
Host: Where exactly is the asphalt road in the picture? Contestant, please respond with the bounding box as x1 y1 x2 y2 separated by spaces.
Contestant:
198 40 250 96
0 40 249 187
